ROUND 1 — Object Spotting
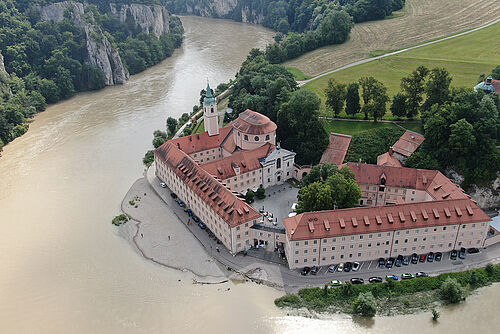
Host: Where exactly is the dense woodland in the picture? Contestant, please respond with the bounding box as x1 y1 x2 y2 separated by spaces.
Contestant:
0 0 183 151
165 0 405 63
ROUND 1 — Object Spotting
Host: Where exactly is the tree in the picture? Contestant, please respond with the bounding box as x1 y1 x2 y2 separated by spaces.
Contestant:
432 308 440 321
449 119 476 158
166 117 178 135
317 10 353 46
143 150 154 166
359 76 377 119
302 163 338 187
401 66 429 118
423 67 452 111
390 93 407 118
152 136 166 148
353 292 377 317
345 82 361 116
277 89 329 165
359 77 388 121
297 182 335 213
440 278 467 304
325 79 347 116
256 186 266 199
492 65 500 80
245 190 255 203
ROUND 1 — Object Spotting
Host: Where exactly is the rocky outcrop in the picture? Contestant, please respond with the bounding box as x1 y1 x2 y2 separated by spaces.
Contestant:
109 3 170 38
0 51 12 99
35 1 129 85
469 175 500 210
241 7 264 24
185 0 238 17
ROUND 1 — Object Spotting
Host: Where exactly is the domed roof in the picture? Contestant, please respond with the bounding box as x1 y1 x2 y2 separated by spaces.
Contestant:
232 109 277 135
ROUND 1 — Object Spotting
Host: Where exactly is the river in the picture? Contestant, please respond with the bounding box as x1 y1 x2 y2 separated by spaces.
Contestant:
0 16 498 334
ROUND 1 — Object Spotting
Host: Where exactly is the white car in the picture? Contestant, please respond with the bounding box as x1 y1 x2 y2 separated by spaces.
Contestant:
160 182 167 188
328 265 336 273
291 203 298 211
352 262 360 271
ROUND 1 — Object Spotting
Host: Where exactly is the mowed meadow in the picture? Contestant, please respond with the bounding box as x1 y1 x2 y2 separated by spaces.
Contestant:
284 0 500 75
302 22 500 118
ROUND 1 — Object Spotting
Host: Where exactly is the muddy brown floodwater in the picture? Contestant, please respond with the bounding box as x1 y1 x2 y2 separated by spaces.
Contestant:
0 16 498 334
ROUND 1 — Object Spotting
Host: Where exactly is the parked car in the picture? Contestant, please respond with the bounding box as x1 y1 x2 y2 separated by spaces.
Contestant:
310 266 319 275
427 252 435 262
459 247 467 259
330 280 343 287
176 199 185 207
403 255 410 266
300 267 311 276
198 222 206 229
386 257 395 269
352 262 360 271
192 215 200 223
395 255 403 267
170 192 177 198
435 252 442 261
328 265 337 273
386 274 399 281
411 253 419 264
378 258 386 268
350 278 364 285
369 276 383 283
467 247 480 254
415 271 428 278
160 182 167 188
450 249 458 260
337 263 344 272
419 254 426 262
344 262 353 272
402 273 415 280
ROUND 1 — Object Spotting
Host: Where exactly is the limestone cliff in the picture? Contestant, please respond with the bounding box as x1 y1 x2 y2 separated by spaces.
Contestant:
469 175 500 210
109 3 170 38
0 51 12 99
185 0 238 17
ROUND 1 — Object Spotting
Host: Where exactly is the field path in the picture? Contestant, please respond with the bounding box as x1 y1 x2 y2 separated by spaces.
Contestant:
298 18 500 87
286 0 500 76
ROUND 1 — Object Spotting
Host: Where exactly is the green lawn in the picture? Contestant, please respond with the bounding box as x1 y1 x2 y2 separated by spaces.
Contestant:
303 22 500 116
286 66 312 81
321 119 422 136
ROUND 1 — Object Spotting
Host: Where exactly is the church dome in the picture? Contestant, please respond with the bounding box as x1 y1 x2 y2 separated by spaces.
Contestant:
232 109 277 135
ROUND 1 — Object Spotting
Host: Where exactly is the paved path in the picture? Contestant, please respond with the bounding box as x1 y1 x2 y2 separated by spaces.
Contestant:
298 18 500 87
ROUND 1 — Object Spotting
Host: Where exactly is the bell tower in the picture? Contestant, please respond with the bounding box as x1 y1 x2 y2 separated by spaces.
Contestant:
203 81 219 136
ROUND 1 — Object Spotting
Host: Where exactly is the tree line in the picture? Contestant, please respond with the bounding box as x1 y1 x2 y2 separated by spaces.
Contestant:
0 0 183 151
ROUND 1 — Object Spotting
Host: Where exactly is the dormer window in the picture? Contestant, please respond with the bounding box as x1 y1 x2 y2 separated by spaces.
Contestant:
254 136 259 141
244 135 248 141
265 134 270 140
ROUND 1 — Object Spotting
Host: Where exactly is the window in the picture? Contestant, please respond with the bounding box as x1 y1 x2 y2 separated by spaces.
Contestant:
244 135 248 140
331 256 335 260
304 250 308 254
295 260 298 264
349 254 353 258
295 242 299 246
313 249 317 253
265 134 270 140
323 248 326 251
295 251 299 254
305 241 309 245
304 259 307 263
254 136 259 141
395 240 399 244
277 158 281 169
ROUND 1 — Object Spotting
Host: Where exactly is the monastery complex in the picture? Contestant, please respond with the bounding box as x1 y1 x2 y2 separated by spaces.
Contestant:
154 83 493 270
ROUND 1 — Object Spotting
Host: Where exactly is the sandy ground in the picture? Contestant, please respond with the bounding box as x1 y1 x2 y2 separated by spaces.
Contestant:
285 0 500 75
119 177 226 279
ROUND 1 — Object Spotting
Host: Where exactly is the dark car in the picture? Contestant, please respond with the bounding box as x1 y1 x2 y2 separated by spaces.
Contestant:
369 276 383 283
427 252 435 262
176 199 185 207
395 255 403 267
416 271 428 278
411 253 419 264
344 262 353 272
419 254 426 262
386 257 395 269
450 249 458 260
310 266 319 275
378 258 386 268
459 247 467 259
403 256 410 266
198 222 206 229
435 252 442 261
467 248 480 254
170 192 177 199
350 278 364 285
301 267 311 276
192 215 200 223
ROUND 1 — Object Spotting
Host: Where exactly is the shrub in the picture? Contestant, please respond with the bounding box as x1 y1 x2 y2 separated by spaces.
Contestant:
143 150 154 167
152 136 166 148
485 263 495 276
440 278 467 304
353 291 377 317
275 294 302 308
112 214 128 226
432 308 440 321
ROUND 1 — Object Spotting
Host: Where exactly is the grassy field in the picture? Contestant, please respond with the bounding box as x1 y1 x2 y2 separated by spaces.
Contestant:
285 67 312 81
302 22 499 116
285 0 500 75
322 119 422 136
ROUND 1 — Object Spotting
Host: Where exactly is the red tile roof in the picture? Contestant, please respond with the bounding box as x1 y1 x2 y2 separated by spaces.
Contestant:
201 143 275 179
284 199 491 241
170 126 233 155
492 79 500 93
377 152 403 167
392 130 425 157
154 141 261 227
231 109 277 135
320 132 352 165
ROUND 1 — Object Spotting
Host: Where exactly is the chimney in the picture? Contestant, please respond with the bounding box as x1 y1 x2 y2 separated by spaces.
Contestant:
177 143 180 149
389 147 393 156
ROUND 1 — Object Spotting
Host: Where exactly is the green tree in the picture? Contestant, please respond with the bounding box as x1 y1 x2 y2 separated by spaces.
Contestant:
353 291 377 317
256 186 266 199
432 308 440 321
359 76 377 119
245 190 255 203
423 67 452 111
401 66 429 118
325 78 347 116
143 150 154 166
440 278 467 304
390 93 407 118
166 117 178 135
491 65 500 80
302 163 338 187
297 182 335 213
277 89 329 165
449 119 476 158
317 10 353 45
152 136 166 148
345 82 361 116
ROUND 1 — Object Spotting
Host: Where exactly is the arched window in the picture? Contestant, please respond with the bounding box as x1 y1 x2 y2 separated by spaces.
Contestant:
254 136 259 141
244 135 248 140
277 158 281 169
265 134 270 141
211 107 214 113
